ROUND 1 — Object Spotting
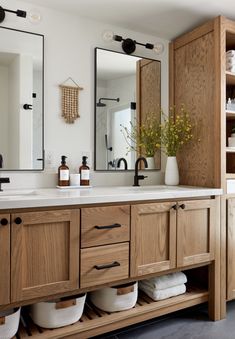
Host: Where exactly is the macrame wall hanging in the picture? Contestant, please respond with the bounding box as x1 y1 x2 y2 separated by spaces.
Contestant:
59 77 83 123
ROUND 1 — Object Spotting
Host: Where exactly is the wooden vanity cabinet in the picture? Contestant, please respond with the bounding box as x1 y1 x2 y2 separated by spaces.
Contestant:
11 209 80 302
0 213 10 305
131 199 216 277
131 202 177 277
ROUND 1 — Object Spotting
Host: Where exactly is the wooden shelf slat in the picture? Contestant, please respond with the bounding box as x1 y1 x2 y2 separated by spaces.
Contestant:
226 173 235 179
226 147 235 153
16 287 208 339
226 110 235 119
226 71 235 85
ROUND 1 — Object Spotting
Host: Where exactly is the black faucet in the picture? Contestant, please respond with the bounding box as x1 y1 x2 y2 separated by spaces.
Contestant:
133 157 148 186
117 158 128 170
0 177 10 191
0 154 3 168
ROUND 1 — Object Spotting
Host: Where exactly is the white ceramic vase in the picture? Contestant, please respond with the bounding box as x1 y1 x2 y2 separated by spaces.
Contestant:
165 156 179 185
146 157 155 170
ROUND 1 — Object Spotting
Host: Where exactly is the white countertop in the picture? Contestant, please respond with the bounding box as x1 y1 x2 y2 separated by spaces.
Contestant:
0 185 222 210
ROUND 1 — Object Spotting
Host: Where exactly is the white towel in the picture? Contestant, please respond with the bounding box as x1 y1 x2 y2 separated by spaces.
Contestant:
139 283 186 301
227 50 235 57
227 65 235 72
141 272 187 290
226 59 235 65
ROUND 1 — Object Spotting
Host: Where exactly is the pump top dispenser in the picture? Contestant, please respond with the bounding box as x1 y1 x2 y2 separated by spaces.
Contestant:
58 155 70 186
79 156 90 186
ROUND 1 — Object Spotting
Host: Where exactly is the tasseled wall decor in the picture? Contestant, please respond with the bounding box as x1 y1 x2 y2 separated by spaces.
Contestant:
59 77 83 123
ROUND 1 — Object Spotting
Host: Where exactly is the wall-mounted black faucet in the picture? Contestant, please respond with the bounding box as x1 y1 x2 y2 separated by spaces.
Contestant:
0 177 10 191
133 157 148 186
117 158 128 170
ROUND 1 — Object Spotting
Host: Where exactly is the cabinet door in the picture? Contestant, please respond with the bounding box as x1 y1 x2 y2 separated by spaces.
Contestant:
131 202 177 277
0 214 10 305
177 200 215 267
11 209 80 302
227 198 235 300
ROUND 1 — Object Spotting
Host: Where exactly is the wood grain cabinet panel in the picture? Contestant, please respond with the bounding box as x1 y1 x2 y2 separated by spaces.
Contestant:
0 214 10 305
227 198 235 300
131 202 177 277
11 209 80 302
80 243 129 288
81 205 130 247
177 200 215 267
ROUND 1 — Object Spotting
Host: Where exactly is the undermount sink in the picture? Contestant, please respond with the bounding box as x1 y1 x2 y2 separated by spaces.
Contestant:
0 190 37 198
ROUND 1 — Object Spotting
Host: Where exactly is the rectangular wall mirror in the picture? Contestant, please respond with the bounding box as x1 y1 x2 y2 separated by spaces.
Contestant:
0 26 44 171
94 47 161 171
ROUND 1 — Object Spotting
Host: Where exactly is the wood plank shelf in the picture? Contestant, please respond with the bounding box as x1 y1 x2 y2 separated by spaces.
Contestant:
15 287 208 339
226 71 235 85
226 173 235 179
226 147 235 153
226 110 235 119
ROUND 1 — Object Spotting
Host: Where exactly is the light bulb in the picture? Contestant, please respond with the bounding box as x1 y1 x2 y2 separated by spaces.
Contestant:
154 42 164 55
102 30 114 42
28 9 41 24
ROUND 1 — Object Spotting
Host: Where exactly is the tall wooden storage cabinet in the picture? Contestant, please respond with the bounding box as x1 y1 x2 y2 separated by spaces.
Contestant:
169 15 235 317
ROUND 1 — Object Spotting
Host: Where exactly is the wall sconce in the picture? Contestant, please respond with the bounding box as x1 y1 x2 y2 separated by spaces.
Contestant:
102 30 164 55
0 6 27 23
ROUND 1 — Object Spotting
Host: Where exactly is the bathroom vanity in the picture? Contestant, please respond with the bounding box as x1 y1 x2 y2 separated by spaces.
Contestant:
0 185 222 338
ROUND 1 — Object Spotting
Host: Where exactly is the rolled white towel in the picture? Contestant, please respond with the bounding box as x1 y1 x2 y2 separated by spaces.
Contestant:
227 50 235 57
226 59 235 65
139 283 186 301
140 272 187 290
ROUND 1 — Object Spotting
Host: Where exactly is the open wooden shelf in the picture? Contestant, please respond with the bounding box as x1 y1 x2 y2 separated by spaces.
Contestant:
226 173 235 179
226 71 235 85
15 287 208 339
226 110 235 119
226 147 235 153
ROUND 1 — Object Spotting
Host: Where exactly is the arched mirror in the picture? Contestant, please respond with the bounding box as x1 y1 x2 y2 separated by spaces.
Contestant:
94 48 161 171
0 26 44 171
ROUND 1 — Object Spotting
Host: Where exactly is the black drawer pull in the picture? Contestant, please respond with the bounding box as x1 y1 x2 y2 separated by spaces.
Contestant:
0 218 8 226
94 223 121 230
180 204 186 209
14 217 22 225
171 204 178 210
94 261 120 270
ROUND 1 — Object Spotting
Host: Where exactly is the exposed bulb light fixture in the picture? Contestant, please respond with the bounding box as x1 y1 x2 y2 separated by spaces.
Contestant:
114 34 154 54
0 6 27 23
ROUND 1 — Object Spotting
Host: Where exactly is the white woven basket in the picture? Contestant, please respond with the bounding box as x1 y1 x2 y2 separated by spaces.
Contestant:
90 282 138 312
0 307 21 339
30 293 86 329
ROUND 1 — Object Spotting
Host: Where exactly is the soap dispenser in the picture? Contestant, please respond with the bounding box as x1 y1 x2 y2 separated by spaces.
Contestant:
58 155 70 186
79 156 90 186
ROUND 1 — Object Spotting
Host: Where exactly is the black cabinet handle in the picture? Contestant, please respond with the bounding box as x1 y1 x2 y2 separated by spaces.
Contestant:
94 261 120 270
180 204 186 209
14 217 22 225
95 224 122 230
0 218 8 226
94 223 121 230
171 204 178 210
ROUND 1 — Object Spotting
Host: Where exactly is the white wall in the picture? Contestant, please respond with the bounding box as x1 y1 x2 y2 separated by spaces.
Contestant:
0 65 8 166
0 0 168 188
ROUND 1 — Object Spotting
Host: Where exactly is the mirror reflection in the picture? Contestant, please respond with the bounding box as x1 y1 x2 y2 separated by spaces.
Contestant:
95 48 161 171
0 27 44 170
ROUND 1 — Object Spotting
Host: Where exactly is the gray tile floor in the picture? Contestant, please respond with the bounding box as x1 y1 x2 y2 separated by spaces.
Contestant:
94 301 235 339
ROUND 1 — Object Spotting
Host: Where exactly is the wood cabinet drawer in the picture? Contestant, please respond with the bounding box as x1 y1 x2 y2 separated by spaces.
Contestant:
81 205 130 247
80 243 129 288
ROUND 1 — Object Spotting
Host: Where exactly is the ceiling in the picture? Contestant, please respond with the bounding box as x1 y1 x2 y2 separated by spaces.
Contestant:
23 0 235 40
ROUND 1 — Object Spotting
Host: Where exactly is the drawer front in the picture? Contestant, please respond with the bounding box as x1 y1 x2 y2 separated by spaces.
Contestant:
80 243 129 288
81 205 130 247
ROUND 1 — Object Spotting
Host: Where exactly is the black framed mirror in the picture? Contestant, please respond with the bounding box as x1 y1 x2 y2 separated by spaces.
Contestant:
0 26 44 171
94 47 161 171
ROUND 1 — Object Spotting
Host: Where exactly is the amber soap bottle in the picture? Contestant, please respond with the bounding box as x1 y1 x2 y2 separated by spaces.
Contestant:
79 156 90 186
58 155 70 186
